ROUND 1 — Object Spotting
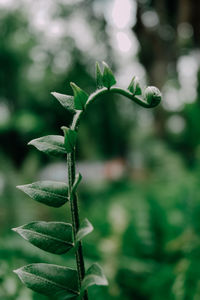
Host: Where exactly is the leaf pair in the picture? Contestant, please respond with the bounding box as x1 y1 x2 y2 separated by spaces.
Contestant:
128 76 142 95
96 61 116 89
16 176 93 254
14 263 108 300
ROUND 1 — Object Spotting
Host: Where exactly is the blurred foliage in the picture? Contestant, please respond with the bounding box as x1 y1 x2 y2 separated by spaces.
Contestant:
1 0 200 299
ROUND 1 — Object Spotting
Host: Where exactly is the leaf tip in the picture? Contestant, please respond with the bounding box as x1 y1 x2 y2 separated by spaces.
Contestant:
16 185 23 190
77 172 82 181
11 227 17 232
27 140 33 146
102 61 108 67
61 126 69 136
13 268 19 275
70 82 76 89
61 125 67 131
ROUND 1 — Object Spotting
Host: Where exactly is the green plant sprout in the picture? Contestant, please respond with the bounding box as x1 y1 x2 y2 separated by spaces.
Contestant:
12 62 161 299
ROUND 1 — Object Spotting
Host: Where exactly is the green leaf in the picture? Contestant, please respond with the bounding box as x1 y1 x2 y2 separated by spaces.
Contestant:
72 173 82 194
51 92 75 113
14 263 79 299
61 126 77 153
95 62 103 89
12 221 73 254
28 135 66 156
102 62 116 89
70 82 88 110
128 76 142 95
81 263 108 293
17 181 68 207
76 218 93 242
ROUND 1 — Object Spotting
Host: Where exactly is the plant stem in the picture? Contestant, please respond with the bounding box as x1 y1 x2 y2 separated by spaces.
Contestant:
67 151 88 300
71 87 160 131
67 85 160 299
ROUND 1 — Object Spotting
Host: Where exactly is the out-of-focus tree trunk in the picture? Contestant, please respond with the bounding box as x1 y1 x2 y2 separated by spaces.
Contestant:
133 0 200 139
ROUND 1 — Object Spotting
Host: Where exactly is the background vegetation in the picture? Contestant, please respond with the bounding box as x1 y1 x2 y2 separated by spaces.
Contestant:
0 0 200 299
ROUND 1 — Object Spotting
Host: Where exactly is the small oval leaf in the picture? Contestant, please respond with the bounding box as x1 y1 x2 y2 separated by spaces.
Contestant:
81 263 108 293
14 263 79 299
102 62 116 89
13 221 73 254
70 82 88 110
51 92 75 113
28 135 66 156
61 127 77 153
76 218 93 242
17 181 68 207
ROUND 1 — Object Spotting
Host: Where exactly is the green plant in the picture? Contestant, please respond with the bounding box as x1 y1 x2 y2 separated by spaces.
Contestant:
12 62 161 299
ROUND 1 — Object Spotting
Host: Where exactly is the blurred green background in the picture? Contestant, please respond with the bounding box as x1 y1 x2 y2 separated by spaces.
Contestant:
1 0 200 299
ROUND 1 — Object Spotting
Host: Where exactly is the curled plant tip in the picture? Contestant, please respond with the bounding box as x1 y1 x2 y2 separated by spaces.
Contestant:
144 86 162 107
128 76 142 95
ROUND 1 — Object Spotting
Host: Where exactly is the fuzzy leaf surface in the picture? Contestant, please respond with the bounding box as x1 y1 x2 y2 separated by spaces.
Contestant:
102 62 116 89
70 82 88 110
81 263 108 292
13 221 73 254
28 135 66 156
61 127 77 153
51 92 75 113
76 218 93 242
17 181 68 207
14 263 79 299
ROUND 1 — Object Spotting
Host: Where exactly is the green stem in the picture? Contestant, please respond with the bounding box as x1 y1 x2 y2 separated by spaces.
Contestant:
68 85 160 298
67 152 88 300
71 86 159 131
86 87 154 108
